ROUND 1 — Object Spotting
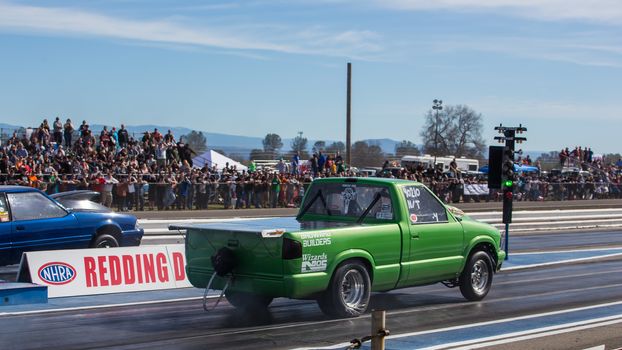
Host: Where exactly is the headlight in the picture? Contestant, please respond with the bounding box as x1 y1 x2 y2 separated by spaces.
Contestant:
135 222 142 231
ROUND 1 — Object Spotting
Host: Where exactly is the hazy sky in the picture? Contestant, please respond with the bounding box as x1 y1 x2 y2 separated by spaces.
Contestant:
0 0 620 153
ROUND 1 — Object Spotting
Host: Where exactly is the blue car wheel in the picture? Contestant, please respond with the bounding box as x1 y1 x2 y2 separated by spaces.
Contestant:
91 234 120 248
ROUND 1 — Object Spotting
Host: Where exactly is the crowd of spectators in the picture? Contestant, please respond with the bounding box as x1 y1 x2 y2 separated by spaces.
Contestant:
384 146 621 204
559 146 594 168
1 119 621 211
0 119 325 211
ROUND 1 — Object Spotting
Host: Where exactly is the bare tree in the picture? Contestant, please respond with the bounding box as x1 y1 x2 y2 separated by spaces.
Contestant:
351 141 384 167
420 104 486 158
326 141 345 155
262 133 283 159
181 130 208 154
395 140 419 158
312 140 326 153
290 135 309 159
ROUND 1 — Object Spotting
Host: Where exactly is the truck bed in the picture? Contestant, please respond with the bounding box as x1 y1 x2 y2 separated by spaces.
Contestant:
171 217 370 294
169 217 354 233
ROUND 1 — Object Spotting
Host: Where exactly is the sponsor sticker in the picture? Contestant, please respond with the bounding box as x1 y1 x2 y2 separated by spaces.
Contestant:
341 185 357 214
376 212 393 220
410 213 418 223
447 206 465 217
261 229 285 238
376 203 393 220
301 253 328 273
300 232 332 247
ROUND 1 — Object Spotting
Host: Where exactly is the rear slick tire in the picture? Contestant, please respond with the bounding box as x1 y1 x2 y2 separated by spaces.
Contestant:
317 261 371 318
459 250 493 301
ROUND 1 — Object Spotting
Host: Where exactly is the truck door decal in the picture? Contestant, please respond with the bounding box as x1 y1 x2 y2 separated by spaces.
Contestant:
301 232 332 247
302 253 328 273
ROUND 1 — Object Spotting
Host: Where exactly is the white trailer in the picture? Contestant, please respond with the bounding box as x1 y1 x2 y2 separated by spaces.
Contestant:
401 155 479 173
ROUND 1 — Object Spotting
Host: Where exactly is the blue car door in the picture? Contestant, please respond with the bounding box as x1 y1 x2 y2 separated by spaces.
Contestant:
0 193 12 265
7 191 85 256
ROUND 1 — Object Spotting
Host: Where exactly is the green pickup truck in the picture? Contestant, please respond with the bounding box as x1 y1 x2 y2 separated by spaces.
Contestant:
173 177 505 317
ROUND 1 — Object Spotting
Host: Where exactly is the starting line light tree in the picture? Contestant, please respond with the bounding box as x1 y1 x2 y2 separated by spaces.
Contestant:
490 124 527 259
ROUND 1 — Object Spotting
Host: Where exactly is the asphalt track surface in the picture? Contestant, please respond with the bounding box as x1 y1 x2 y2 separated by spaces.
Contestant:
2 200 622 350
3 247 622 349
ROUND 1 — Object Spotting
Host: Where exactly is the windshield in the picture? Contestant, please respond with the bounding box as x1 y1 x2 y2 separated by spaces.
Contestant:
301 182 394 220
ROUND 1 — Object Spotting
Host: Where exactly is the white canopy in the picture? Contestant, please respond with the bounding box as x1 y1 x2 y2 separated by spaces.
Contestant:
192 149 248 172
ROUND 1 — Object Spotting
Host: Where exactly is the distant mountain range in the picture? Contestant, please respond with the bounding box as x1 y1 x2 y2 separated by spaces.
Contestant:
0 122 546 161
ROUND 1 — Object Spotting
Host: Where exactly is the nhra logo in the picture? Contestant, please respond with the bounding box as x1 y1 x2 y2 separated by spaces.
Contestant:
38 262 77 285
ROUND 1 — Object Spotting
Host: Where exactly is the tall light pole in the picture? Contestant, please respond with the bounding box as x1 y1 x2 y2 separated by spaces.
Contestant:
346 63 352 167
296 131 303 155
432 99 443 169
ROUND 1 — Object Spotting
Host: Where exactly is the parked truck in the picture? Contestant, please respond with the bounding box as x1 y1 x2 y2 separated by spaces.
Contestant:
172 177 505 318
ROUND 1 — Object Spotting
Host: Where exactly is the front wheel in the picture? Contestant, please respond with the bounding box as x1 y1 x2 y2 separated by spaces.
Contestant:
91 234 119 248
317 261 371 318
459 251 493 301
225 291 273 311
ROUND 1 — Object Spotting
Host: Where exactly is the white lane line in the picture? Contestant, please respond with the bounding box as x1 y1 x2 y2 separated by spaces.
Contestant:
467 208 622 216
495 268 622 286
388 283 622 319
141 235 185 241
433 317 622 350
503 253 622 271
498 224 622 232
493 218 622 226
511 247 622 255
480 214 622 223
143 228 184 233
0 296 205 317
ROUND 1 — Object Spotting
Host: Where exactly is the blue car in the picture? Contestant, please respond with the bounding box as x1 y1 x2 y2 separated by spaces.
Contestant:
0 186 144 266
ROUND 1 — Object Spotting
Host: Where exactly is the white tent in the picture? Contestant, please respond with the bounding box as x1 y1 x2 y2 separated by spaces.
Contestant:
192 149 248 172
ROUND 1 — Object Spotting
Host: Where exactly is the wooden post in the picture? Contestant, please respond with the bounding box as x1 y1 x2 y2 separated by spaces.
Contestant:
371 310 386 350
346 62 352 167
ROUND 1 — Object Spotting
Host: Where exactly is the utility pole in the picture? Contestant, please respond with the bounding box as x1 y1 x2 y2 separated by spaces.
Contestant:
492 124 527 260
432 99 443 170
346 62 352 167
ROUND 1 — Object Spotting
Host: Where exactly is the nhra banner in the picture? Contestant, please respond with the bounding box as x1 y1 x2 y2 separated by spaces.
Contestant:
17 245 192 298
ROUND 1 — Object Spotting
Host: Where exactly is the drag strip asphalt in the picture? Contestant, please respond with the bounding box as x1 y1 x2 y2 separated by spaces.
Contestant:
1 247 621 316
4 256 622 349
297 301 622 350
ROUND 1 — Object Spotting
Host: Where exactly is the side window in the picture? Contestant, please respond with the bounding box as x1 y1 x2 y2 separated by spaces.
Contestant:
7 192 67 221
368 189 394 220
402 186 448 224
0 194 9 222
